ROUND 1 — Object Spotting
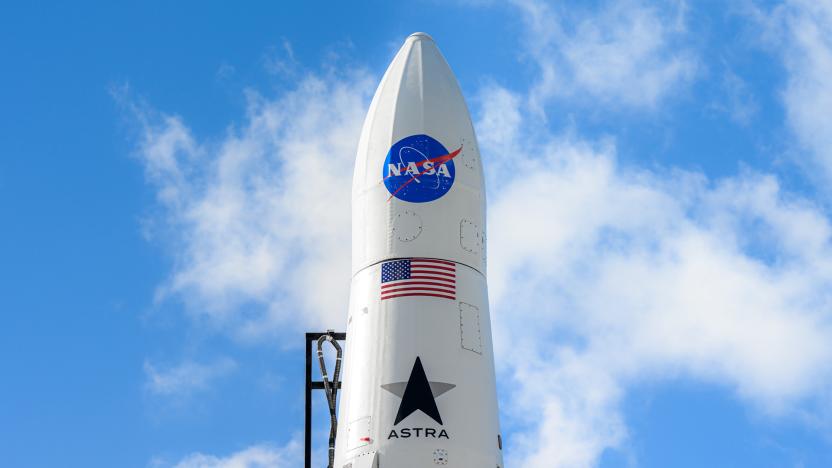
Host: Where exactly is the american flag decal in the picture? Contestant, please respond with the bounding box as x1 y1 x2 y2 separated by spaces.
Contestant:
381 258 456 301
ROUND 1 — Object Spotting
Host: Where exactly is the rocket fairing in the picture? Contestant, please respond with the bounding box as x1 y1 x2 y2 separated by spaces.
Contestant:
334 33 502 467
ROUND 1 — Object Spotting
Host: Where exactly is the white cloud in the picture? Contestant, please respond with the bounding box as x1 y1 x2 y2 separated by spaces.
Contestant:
714 68 759 125
479 84 832 466
511 0 698 110
263 39 300 78
161 440 300 468
129 70 373 340
144 358 237 396
775 0 832 186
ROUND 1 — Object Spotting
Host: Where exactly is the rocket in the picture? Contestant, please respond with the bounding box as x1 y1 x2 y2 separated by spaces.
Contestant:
334 33 502 467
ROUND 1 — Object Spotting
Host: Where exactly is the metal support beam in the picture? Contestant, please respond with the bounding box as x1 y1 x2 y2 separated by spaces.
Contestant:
305 331 347 468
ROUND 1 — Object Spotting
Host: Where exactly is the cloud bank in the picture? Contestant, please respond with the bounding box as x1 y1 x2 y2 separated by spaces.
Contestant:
777 0 832 186
479 84 832 466
511 0 697 110
129 71 373 341
144 358 237 397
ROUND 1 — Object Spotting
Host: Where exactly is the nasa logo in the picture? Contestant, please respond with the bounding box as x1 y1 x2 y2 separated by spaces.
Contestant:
382 134 461 203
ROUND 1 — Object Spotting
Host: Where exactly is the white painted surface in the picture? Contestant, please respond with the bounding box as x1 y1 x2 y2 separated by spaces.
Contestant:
335 33 502 468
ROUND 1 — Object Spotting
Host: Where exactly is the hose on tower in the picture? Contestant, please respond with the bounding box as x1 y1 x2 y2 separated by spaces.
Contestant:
317 332 342 468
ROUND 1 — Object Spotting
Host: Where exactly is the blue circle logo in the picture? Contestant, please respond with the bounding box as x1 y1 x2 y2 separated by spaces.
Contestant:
382 134 459 203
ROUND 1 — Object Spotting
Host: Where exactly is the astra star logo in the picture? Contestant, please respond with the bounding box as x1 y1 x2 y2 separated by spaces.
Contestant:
382 134 460 203
381 356 455 425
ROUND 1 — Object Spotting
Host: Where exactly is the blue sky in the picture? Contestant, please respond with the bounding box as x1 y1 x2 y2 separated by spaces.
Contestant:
3 1 832 467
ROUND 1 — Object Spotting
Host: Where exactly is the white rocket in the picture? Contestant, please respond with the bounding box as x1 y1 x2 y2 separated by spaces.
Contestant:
334 32 502 468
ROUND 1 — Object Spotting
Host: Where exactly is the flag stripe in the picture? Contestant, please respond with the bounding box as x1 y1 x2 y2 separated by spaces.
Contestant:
408 264 455 272
381 292 456 300
410 269 455 278
411 259 455 266
400 275 454 284
381 281 455 289
381 286 455 295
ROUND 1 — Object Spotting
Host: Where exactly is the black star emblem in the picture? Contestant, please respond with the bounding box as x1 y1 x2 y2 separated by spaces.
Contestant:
381 356 455 425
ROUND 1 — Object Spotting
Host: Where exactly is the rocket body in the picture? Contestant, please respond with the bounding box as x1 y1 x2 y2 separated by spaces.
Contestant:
335 33 502 468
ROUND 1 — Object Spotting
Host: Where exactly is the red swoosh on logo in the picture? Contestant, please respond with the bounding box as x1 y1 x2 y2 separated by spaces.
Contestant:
386 145 462 202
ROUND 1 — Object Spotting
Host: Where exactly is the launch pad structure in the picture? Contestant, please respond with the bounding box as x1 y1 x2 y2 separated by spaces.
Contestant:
305 331 347 468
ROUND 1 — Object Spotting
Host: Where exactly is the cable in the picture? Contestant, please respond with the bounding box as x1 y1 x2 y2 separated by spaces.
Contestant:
317 332 342 468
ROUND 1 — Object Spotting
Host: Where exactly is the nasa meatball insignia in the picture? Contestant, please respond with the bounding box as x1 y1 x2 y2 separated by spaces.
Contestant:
382 134 459 203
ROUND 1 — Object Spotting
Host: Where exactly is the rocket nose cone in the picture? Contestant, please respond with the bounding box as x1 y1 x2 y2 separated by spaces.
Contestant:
407 31 434 42
351 31 486 275
353 31 482 202
355 32 472 167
